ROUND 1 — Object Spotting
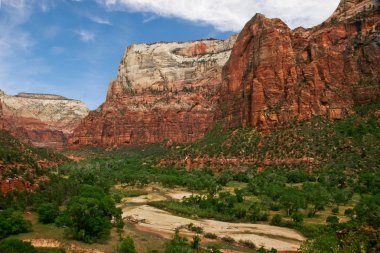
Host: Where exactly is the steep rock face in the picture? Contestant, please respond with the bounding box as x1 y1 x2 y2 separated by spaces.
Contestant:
219 0 380 130
69 37 237 147
329 0 379 22
0 91 89 149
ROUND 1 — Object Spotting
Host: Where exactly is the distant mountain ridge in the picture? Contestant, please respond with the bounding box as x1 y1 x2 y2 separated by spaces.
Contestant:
0 89 89 149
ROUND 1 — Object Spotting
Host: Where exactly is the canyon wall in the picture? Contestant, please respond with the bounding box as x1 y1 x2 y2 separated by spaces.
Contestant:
219 0 380 130
0 91 89 149
70 0 380 148
69 36 237 147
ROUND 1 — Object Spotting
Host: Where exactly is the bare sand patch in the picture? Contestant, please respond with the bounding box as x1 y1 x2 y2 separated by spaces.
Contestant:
123 205 304 252
166 191 194 200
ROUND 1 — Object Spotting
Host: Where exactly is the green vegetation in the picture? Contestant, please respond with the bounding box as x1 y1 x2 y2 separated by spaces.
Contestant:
173 104 380 175
0 238 37 253
118 236 136 253
0 209 32 239
0 129 66 167
56 185 123 243
0 104 379 252
37 203 59 224
165 230 190 253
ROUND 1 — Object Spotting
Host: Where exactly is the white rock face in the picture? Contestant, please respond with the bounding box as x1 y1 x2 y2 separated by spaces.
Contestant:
0 91 89 133
111 36 237 95
0 90 89 149
70 35 238 147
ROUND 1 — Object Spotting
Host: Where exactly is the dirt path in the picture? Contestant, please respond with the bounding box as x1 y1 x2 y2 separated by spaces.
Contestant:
123 205 304 252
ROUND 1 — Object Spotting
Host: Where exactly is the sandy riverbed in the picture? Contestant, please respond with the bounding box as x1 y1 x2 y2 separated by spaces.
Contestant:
123 205 304 252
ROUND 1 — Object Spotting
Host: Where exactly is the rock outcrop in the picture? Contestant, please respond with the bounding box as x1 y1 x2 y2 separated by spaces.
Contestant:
219 0 380 130
0 90 89 149
69 37 237 147
70 0 379 148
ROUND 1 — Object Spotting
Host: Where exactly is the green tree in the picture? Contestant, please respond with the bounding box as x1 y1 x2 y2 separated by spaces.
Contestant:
0 209 32 239
37 203 60 224
0 239 37 253
279 188 306 216
58 185 120 243
119 236 136 253
354 194 380 227
300 233 340 253
165 230 190 253
303 183 330 216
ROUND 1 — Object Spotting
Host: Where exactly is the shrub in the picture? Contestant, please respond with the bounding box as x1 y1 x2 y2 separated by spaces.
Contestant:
206 244 222 253
292 213 304 223
204 233 217 239
0 239 37 253
221 236 235 244
344 208 354 217
0 209 32 239
326 215 339 225
270 214 282 226
331 207 339 215
37 203 60 224
187 223 204 234
239 239 256 249
165 230 190 253
191 235 201 250
119 236 136 253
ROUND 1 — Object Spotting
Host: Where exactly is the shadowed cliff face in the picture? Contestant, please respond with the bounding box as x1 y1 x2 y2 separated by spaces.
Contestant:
69 37 237 147
0 91 89 149
219 0 380 130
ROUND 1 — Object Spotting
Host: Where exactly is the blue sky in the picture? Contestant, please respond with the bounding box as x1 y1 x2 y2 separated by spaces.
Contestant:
0 0 339 109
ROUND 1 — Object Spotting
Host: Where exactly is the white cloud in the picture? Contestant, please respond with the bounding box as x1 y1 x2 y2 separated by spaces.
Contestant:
98 0 340 31
89 15 112 25
76 30 96 42
142 15 158 24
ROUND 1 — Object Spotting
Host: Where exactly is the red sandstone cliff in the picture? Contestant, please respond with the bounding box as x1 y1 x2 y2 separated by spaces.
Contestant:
70 0 380 148
0 91 89 149
219 0 380 130
69 37 237 147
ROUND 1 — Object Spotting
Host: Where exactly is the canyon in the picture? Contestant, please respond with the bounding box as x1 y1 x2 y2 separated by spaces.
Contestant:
0 90 89 149
0 0 378 150
70 0 380 148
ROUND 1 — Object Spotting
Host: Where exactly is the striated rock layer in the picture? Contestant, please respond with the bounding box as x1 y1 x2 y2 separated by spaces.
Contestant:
0 90 89 149
219 0 380 130
69 37 237 147
71 0 380 148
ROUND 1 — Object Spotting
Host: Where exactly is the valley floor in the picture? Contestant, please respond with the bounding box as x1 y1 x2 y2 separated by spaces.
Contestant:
123 205 304 252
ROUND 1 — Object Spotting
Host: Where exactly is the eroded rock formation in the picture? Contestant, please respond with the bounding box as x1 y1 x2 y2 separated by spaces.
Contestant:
69 37 237 147
0 91 89 149
71 0 380 148
219 0 380 130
